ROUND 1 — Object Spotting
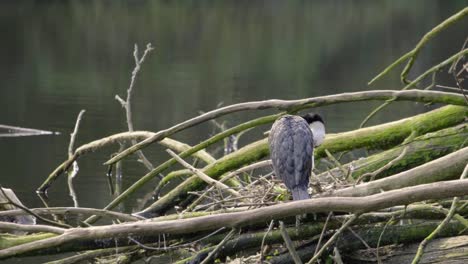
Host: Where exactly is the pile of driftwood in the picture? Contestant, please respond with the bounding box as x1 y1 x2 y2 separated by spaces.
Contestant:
0 7 467 264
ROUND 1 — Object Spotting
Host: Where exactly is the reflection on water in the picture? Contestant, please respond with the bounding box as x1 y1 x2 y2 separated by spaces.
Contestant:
0 0 466 233
0 124 57 137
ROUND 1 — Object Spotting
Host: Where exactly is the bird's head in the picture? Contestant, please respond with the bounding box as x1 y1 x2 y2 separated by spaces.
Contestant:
301 113 325 147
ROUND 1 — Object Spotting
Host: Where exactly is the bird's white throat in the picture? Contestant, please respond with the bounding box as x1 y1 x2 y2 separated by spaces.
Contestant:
309 121 325 147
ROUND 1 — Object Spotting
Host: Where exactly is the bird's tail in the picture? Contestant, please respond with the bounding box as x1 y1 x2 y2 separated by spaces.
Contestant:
291 186 309 200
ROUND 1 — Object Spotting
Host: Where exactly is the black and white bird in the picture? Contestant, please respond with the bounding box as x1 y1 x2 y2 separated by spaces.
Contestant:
268 113 325 200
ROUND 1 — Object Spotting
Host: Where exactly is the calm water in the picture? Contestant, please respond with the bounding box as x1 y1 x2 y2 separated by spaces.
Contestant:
0 0 466 255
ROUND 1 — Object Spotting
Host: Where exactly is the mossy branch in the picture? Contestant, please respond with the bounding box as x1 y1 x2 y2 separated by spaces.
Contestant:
361 48 468 127
321 123 468 181
368 7 468 85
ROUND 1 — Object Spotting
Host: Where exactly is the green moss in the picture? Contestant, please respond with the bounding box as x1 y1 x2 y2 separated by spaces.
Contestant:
0 233 56 249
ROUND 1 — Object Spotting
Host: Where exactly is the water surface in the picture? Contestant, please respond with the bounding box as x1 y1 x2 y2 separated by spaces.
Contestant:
0 2 466 260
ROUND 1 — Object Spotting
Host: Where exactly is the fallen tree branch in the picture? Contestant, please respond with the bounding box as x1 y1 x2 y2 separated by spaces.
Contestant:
0 207 142 222
166 149 242 198
361 48 468 127
327 146 468 198
1 180 468 259
323 124 467 182
105 90 466 166
0 222 65 235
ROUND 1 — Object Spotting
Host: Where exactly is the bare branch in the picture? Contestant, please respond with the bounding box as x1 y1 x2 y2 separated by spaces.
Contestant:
166 149 242 198
67 110 86 208
280 221 302 264
200 228 237 264
306 214 359 264
105 89 466 166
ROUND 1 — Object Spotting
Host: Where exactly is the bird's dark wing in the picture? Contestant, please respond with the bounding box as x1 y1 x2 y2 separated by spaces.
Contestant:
269 116 313 191
292 120 313 188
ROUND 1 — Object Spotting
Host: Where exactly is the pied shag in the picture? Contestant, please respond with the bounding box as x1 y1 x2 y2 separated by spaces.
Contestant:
268 113 325 200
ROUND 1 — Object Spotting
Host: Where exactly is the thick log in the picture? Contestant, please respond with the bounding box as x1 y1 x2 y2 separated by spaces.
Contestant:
0 180 467 259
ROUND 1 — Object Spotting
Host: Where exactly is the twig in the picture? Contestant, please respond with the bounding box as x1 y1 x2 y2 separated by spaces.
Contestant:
314 212 333 256
324 150 347 176
166 149 242 198
332 247 344 264
346 226 372 250
279 221 302 264
450 39 468 104
128 227 226 251
200 228 237 264
68 110 85 157
449 37 468 74
185 160 272 213
410 163 468 264
435 84 468 93
376 216 395 264
193 196 256 211
67 110 85 208
306 214 359 264
115 43 155 172
356 146 409 183
361 48 468 128
259 220 275 263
